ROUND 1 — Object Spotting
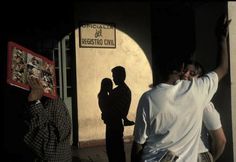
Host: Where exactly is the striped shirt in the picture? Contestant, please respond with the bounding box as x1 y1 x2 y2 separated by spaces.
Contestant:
24 98 72 162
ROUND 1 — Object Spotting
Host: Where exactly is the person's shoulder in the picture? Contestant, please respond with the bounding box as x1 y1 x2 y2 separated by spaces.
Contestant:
55 97 66 105
47 97 66 107
141 88 154 98
53 98 69 113
47 97 62 102
122 83 130 90
201 71 218 81
174 79 190 87
137 91 150 103
192 72 218 89
125 84 131 93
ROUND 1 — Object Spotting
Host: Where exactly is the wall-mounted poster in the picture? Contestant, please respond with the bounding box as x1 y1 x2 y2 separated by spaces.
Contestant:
79 22 116 48
7 41 57 99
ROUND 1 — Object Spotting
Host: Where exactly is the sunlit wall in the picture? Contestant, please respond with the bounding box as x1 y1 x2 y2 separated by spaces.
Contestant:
228 2 236 160
74 2 152 143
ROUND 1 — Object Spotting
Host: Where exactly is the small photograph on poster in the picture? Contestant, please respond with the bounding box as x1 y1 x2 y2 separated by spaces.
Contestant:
41 67 55 94
27 53 43 79
11 48 27 85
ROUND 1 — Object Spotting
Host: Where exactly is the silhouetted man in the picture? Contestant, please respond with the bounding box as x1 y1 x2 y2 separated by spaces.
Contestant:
105 66 132 162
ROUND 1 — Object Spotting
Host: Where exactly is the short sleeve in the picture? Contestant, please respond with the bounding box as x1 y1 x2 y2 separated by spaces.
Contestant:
196 72 219 108
203 102 222 130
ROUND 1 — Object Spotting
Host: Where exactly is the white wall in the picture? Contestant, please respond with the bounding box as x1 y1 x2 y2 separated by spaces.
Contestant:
228 2 236 161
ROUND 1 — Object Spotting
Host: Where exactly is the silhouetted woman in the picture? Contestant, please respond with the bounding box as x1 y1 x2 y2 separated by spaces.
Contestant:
98 78 113 123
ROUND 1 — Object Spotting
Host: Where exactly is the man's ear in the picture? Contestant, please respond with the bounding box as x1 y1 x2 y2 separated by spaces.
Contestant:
171 62 185 76
174 63 185 75
172 70 180 75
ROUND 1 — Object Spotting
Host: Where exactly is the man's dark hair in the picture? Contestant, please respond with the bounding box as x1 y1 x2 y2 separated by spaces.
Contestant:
185 60 205 77
159 57 184 81
111 66 126 80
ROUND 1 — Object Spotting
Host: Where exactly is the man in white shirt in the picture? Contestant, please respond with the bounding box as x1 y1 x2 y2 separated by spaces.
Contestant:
131 16 230 162
182 60 226 162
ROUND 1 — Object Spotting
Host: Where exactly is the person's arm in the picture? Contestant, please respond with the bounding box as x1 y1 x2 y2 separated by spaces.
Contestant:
214 16 231 81
131 141 144 162
202 102 226 161
209 128 226 161
27 76 44 102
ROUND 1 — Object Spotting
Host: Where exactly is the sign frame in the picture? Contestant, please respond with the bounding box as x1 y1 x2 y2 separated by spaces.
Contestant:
79 22 116 48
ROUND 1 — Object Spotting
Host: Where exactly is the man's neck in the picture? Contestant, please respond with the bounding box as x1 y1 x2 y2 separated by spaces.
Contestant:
116 82 125 86
164 74 179 85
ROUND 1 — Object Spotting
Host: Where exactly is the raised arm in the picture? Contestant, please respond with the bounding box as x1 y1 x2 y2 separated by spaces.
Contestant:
214 15 231 81
27 76 44 102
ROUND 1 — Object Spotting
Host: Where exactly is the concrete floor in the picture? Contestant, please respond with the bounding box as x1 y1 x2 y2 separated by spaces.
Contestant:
72 142 132 162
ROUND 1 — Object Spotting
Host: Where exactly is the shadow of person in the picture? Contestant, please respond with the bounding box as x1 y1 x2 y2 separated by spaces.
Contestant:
108 66 134 162
98 78 113 124
110 66 134 126
97 66 134 162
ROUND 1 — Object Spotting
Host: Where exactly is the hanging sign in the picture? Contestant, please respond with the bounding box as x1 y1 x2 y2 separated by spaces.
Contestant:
79 22 116 48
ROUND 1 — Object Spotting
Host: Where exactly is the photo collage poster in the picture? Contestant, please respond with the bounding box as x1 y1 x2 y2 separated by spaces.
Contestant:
7 41 57 99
